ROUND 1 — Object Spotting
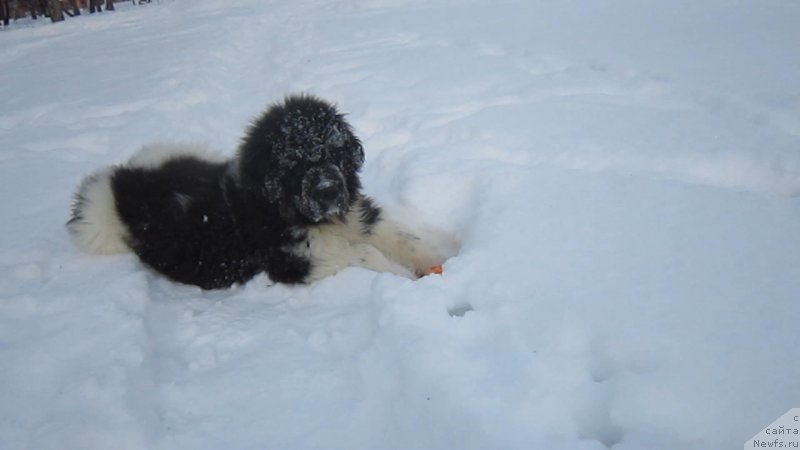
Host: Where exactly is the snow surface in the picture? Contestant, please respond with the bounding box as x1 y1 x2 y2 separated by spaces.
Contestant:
1 1 799 449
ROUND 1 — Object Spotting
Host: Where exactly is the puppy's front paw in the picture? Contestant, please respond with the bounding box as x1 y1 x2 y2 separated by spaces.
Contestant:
379 225 460 277
350 243 416 279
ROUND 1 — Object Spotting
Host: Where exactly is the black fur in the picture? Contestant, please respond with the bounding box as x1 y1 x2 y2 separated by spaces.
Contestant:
100 95 369 289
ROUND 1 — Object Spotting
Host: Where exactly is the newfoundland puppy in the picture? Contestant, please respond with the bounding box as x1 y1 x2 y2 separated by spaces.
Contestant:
67 95 454 289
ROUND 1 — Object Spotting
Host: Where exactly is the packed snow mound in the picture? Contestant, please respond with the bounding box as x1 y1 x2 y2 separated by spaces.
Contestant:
1 1 799 449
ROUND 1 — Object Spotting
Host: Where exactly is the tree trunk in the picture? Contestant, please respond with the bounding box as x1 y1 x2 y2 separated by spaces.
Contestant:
47 0 63 22
105 0 114 11
40 0 48 16
1 0 9 27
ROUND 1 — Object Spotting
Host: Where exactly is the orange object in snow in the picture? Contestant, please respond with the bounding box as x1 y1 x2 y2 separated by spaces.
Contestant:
426 265 444 275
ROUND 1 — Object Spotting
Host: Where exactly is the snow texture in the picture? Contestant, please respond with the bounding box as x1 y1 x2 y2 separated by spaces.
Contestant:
1 1 799 449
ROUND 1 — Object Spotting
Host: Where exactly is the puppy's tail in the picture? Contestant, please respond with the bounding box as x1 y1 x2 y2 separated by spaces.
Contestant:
67 169 131 255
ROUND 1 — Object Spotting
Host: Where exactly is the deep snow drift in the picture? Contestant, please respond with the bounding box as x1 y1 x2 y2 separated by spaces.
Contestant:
1 1 799 449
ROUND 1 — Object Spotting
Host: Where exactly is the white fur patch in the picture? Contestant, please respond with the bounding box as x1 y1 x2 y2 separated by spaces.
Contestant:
67 169 130 255
299 226 415 282
126 142 227 169
301 197 460 279
367 216 460 275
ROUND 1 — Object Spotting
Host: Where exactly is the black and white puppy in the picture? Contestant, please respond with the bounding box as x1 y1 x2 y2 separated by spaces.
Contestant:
67 95 455 289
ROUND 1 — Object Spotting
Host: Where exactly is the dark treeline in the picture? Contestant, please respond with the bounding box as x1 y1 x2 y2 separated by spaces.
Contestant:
1 0 151 25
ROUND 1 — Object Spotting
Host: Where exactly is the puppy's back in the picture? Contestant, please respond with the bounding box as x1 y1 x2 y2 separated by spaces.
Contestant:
67 143 226 256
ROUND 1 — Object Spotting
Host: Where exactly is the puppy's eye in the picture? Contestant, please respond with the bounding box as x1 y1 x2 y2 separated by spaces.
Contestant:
326 124 346 148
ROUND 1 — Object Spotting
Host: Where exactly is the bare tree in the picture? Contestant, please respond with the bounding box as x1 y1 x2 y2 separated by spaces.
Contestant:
21 0 49 19
47 0 62 22
28 0 40 19
1 0 10 27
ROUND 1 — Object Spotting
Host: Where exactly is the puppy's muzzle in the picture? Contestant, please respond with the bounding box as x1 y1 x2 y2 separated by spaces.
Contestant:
297 164 349 222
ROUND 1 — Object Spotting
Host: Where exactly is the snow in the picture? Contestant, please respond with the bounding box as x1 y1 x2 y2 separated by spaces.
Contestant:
1 0 799 449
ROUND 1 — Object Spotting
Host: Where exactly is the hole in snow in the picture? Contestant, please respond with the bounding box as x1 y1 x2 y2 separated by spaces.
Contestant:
447 303 474 317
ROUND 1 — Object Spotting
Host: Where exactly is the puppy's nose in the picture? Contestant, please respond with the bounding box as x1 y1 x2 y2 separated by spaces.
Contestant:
312 164 349 210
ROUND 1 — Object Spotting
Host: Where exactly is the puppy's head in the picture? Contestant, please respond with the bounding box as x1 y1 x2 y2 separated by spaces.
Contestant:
237 94 365 223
